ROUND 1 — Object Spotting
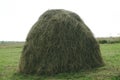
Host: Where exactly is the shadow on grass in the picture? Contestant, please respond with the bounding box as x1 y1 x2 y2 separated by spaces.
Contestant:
111 75 120 80
10 69 98 80
10 66 120 80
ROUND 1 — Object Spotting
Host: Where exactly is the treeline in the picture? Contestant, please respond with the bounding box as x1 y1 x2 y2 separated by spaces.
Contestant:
0 41 24 44
97 37 120 44
0 41 24 48
0 37 120 45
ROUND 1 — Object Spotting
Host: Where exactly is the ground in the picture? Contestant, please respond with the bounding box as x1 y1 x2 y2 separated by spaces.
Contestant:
0 42 120 80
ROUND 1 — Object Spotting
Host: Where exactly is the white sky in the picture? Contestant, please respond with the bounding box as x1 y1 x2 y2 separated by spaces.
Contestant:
0 0 120 41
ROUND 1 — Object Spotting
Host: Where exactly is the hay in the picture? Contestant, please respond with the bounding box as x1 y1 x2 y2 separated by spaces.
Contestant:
19 9 104 75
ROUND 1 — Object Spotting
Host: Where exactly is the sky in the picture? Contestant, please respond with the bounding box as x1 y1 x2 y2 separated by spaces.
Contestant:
0 0 120 41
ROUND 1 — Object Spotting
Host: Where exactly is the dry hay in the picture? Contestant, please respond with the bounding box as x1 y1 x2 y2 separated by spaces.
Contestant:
19 9 104 75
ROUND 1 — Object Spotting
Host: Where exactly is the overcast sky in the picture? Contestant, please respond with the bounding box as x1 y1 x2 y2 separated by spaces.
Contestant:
0 0 120 41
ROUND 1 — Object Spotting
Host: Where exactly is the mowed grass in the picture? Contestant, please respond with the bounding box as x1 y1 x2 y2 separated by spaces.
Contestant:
0 43 120 80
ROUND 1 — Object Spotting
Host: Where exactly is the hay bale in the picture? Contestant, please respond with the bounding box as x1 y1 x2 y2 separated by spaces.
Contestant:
19 9 104 75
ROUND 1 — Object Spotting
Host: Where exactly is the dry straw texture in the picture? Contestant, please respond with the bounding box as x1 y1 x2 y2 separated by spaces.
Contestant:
19 9 104 75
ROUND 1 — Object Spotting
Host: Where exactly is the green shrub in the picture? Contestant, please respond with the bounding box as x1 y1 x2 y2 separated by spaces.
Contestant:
99 40 108 44
98 38 120 44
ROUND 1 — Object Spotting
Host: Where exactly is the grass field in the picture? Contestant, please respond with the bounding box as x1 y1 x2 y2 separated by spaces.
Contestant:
0 43 120 80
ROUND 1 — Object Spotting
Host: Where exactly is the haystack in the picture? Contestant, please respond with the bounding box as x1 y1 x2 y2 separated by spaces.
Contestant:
19 9 104 75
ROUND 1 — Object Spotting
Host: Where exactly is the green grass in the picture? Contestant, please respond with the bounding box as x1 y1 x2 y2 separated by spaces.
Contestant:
0 43 120 80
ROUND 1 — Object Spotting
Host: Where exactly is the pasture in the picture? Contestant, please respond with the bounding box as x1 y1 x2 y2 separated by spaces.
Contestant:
0 42 120 80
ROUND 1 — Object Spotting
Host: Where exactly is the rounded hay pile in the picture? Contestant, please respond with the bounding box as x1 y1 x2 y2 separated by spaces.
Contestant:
19 9 104 75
